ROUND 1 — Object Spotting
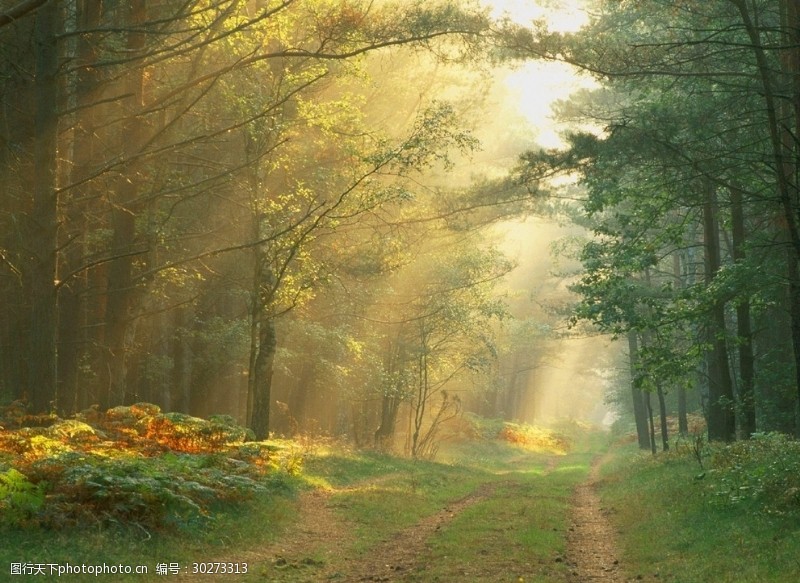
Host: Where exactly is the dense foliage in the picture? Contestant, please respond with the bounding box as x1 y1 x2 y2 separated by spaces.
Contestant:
0 0 568 452
706 432 800 514
508 0 800 445
0 403 300 530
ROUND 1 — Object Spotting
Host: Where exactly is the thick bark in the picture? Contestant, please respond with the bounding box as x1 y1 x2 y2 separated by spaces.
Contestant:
249 314 276 440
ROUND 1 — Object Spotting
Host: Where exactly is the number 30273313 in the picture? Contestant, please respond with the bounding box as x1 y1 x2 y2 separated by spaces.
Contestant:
192 563 248 574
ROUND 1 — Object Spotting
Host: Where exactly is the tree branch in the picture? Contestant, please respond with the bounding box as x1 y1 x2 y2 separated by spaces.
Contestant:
0 0 48 28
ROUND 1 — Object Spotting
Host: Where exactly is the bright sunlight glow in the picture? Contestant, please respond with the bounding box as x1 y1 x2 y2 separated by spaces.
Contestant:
481 0 596 149
482 0 589 32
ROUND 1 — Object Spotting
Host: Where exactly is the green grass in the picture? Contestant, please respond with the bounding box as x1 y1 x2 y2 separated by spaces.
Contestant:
419 479 571 582
225 428 800 583
599 441 800 583
414 435 599 583
303 449 411 488
0 420 613 582
310 450 494 554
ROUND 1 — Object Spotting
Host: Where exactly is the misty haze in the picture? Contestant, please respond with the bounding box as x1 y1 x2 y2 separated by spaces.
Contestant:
1 1 799 582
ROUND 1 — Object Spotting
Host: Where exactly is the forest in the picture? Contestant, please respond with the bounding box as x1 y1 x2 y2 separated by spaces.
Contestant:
0 0 609 451
2 0 799 452
2 0 800 581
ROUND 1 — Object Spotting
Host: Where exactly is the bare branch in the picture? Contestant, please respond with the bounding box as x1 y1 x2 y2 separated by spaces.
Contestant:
0 0 48 28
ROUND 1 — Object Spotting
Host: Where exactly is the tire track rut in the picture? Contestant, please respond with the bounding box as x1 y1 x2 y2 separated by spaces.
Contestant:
565 454 623 582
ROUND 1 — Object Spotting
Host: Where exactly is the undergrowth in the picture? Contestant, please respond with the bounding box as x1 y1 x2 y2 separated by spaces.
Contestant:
667 430 800 516
601 432 800 582
704 432 800 515
454 413 575 454
0 402 304 531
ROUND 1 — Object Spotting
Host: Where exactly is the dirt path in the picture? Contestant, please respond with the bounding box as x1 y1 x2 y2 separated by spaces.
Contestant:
260 482 498 582
174 480 495 582
565 454 624 582
173 454 623 582
170 488 338 581
342 482 497 582
263 488 350 576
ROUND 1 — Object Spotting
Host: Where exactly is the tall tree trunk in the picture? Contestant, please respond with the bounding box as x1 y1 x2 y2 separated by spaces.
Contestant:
374 394 402 448
374 335 406 448
28 0 59 413
780 0 800 434
170 307 193 412
645 390 656 455
673 251 689 434
249 313 276 440
639 317 669 451
703 181 736 442
411 341 429 458
627 330 651 450
57 0 105 415
247 246 277 440
102 208 137 407
1 23 36 401
788 256 800 435
736 0 800 434
730 186 756 438
100 0 147 408
285 362 314 432
656 383 669 451
678 386 688 435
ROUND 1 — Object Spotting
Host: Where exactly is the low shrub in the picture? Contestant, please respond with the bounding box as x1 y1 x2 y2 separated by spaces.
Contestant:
497 423 570 454
706 433 800 514
459 413 572 454
0 403 300 531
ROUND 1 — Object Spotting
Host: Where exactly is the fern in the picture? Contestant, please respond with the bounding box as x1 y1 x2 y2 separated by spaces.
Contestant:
0 404 303 530
0 468 45 524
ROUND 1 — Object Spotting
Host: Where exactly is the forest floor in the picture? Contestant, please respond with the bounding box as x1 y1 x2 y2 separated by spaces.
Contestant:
1 408 631 582
171 439 624 582
7 416 800 582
